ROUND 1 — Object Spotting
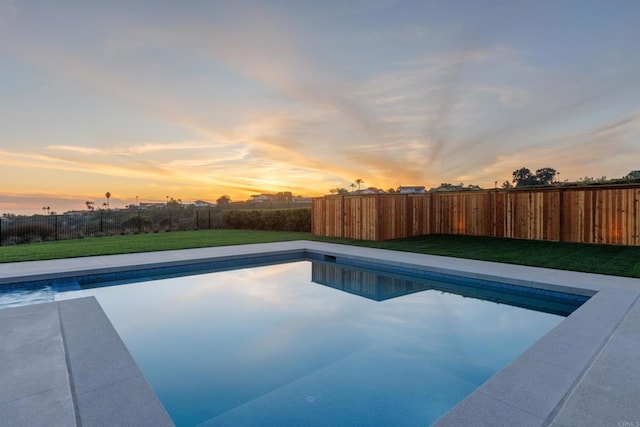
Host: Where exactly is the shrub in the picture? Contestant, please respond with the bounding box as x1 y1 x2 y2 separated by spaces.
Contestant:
157 218 169 231
120 216 153 232
1 223 56 245
223 208 311 232
179 218 195 231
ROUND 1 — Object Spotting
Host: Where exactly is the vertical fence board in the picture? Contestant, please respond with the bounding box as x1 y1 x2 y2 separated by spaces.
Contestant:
311 185 640 245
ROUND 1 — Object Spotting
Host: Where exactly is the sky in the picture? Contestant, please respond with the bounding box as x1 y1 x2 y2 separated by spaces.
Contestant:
1 0 639 215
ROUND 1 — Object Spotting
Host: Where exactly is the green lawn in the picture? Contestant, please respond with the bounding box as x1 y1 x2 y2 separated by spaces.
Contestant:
0 230 310 263
2 230 640 278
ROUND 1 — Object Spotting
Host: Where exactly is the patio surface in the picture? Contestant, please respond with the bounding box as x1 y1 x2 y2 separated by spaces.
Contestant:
1 240 639 426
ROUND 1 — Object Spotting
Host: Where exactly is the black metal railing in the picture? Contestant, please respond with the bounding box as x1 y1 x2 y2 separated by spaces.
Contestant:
0 208 222 246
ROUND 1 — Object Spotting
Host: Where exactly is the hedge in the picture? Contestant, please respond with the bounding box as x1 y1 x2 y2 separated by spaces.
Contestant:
223 208 311 232
1 223 56 245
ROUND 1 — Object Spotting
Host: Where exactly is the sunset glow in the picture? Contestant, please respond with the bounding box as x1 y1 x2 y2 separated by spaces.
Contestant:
2 1 639 214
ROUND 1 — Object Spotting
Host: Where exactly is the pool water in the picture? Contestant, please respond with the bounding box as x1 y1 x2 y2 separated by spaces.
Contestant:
41 260 569 426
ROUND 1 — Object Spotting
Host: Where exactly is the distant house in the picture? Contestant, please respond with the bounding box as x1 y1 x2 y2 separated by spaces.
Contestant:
193 200 215 208
429 183 481 192
139 202 166 210
352 187 385 195
292 196 312 203
64 210 91 216
397 186 426 194
249 194 271 203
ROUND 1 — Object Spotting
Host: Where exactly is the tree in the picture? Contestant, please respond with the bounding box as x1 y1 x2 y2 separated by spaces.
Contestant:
85 201 95 211
349 183 356 192
105 192 111 209
166 198 183 210
276 191 293 202
502 180 513 189
329 188 349 195
216 195 231 206
576 176 605 184
355 178 364 190
512 167 537 187
535 167 557 186
387 188 397 193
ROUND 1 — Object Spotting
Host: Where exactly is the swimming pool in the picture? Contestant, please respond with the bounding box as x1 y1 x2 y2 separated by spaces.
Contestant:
1 255 586 426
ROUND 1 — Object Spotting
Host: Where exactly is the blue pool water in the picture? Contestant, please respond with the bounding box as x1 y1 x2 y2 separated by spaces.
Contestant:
2 259 582 426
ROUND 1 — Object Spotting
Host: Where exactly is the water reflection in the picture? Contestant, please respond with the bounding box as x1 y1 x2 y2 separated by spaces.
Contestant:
46 260 573 426
311 261 583 316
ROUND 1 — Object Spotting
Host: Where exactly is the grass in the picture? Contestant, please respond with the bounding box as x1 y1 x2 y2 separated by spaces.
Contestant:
2 230 640 278
345 234 640 278
0 230 311 263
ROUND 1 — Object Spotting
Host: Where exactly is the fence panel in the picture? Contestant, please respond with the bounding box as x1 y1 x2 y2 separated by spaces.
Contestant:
0 208 222 246
408 194 431 236
312 185 640 245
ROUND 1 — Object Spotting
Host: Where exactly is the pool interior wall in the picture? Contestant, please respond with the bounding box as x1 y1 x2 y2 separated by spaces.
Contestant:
2 252 587 316
1 240 640 426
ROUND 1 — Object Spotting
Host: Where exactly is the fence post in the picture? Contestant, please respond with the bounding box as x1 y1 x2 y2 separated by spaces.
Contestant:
55 215 59 241
489 191 495 237
137 211 141 233
208 210 211 229
195 211 199 230
169 212 172 230
558 188 564 242
0 217 2 246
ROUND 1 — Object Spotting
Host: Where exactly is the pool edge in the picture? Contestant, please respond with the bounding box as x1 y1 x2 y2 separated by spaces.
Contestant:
2 240 640 426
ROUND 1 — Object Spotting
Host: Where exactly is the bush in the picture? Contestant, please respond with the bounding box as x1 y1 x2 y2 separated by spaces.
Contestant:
179 218 195 231
223 208 310 232
158 217 173 231
1 223 56 245
120 216 153 232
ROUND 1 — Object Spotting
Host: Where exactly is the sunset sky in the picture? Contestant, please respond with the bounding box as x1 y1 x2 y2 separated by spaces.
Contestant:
1 0 639 214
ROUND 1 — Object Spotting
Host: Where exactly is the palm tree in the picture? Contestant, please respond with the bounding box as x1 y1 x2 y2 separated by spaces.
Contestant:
355 178 364 191
105 192 111 210
349 183 356 192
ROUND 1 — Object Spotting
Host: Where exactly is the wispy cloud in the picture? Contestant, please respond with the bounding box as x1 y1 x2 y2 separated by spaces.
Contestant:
456 112 640 185
1 1 639 213
47 145 103 155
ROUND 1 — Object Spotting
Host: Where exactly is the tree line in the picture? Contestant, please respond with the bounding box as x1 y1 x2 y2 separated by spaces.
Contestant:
328 169 640 195
507 167 558 188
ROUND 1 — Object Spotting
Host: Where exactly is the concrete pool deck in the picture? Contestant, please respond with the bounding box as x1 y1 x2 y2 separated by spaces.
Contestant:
1 240 639 426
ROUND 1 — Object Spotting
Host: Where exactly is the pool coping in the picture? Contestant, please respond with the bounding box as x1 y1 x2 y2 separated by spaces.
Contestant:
2 240 640 426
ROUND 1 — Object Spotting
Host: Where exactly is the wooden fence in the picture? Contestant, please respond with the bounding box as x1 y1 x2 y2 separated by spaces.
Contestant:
311 185 640 245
